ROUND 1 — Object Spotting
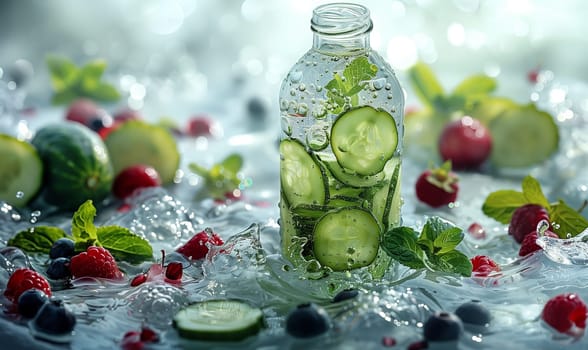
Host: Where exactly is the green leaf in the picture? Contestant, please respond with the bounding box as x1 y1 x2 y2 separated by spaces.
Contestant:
88 82 121 102
408 62 445 107
548 200 588 238
419 216 456 249
482 190 528 224
429 250 472 277
521 175 550 208
46 55 79 92
188 163 211 178
97 226 153 264
452 75 497 96
7 226 68 254
381 226 426 269
221 154 243 174
342 56 377 93
433 227 464 254
51 90 78 106
71 200 98 243
80 59 106 85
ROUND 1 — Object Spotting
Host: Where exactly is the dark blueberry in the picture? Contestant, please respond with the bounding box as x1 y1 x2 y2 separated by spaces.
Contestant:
87 110 114 132
49 238 75 259
17 289 49 318
46 257 71 280
32 299 76 335
285 303 330 338
246 97 267 120
423 311 463 342
455 300 491 328
332 289 359 303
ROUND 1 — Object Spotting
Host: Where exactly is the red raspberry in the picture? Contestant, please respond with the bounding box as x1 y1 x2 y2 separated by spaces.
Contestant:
542 293 587 335
176 229 224 260
3 268 52 303
112 165 162 199
164 262 183 282
415 163 459 208
470 255 501 277
186 115 220 137
70 246 124 280
519 230 559 257
65 98 99 125
508 204 550 243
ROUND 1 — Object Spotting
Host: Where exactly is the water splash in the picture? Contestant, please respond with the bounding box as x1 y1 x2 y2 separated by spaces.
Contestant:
537 228 588 265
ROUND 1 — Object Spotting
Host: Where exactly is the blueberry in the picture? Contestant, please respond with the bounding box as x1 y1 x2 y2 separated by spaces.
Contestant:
332 289 359 303
32 299 76 336
285 303 330 338
87 111 113 132
17 289 49 318
49 238 75 259
46 257 71 280
455 300 491 329
423 311 463 342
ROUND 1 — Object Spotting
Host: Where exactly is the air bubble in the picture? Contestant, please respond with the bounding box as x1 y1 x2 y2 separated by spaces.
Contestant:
16 191 24 199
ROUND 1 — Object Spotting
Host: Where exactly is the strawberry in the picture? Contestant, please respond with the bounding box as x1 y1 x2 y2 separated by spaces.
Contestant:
470 255 501 277
176 229 224 260
70 246 124 280
438 116 492 170
415 162 459 208
508 204 550 243
542 293 587 335
3 268 52 303
519 230 558 257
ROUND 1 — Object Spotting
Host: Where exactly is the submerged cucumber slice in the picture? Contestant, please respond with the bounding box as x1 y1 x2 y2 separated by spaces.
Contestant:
489 104 559 168
331 106 398 176
313 207 380 271
173 300 264 341
0 134 43 207
369 158 402 229
322 155 385 188
280 139 327 207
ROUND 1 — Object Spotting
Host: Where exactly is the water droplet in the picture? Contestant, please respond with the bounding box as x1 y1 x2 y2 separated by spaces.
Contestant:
289 89 296 96
369 78 387 91
298 83 306 92
316 85 323 92
306 124 329 151
280 99 289 111
387 93 394 99
347 247 356 254
281 116 292 136
16 191 24 199
385 83 392 90
296 103 308 115
372 92 378 98
290 70 303 83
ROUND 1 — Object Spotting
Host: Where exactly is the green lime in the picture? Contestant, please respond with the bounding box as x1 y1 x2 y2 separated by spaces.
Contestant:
0 134 43 207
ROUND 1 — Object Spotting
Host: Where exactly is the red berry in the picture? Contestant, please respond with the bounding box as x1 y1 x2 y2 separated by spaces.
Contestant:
164 262 183 282
438 116 492 170
186 115 221 137
542 293 587 335
415 163 459 208
65 98 99 125
467 222 486 240
130 273 148 287
140 326 159 343
528 67 541 84
508 204 550 243
98 120 122 140
112 165 162 199
113 109 142 122
121 331 143 350
3 268 52 303
519 230 559 257
70 246 124 280
176 229 224 260
470 255 501 277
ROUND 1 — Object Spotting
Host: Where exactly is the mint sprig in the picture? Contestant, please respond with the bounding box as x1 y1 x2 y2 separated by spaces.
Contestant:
482 175 588 238
8 226 68 253
325 56 377 113
381 216 472 277
47 55 121 105
189 153 243 199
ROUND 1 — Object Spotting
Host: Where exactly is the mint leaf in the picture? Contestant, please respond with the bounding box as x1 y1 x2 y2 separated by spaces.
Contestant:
189 153 244 199
521 175 550 208
97 226 153 264
381 227 426 269
419 216 456 251
408 62 445 107
8 226 68 253
71 200 98 243
221 154 243 174
482 190 528 224
549 200 588 238
88 82 121 102
429 250 472 277
433 227 464 254
46 55 79 92
342 56 377 94
452 75 496 96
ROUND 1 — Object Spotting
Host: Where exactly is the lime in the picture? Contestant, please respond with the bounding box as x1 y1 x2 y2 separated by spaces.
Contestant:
0 134 43 207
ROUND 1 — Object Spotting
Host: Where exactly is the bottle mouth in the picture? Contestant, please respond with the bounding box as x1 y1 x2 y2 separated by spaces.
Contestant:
311 3 372 36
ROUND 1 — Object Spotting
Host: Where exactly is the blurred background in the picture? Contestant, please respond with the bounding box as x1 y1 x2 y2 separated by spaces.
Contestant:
1 0 587 122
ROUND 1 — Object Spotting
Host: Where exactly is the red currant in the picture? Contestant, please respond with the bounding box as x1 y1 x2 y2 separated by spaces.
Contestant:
112 165 162 199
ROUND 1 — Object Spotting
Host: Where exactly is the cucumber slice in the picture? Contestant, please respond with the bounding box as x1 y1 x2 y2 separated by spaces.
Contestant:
0 134 43 207
369 159 402 229
313 207 381 271
331 106 398 176
321 155 385 188
173 300 264 341
489 104 559 168
280 139 327 207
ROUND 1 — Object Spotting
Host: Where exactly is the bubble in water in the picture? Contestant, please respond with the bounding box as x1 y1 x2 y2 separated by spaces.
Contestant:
290 70 303 83
126 283 189 328
16 191 24 199
306 123 329 151
368 78 387 91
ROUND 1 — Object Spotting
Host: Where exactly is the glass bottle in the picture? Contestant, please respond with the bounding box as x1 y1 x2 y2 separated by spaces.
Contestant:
279 3 404 278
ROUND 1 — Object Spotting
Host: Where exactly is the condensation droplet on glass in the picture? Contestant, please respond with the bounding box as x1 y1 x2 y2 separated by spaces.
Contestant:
298 83 306 92
279 99 289 111
385 83 392 90
290 70 303 83
372 92 378 98
369 78 386 91
289 89 296 96
281 116 292 136
387 93 394 99
296 103 309 115
312 104 327 119
316 85 323 92
306 124 329 151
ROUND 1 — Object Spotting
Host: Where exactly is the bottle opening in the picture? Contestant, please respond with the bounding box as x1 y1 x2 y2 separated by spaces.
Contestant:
311 3 372 36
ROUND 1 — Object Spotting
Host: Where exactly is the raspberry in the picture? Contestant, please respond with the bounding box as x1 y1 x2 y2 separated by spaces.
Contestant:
542 293 587 335
3 268 52 303
70 246 124 280
415 163 459 208
508 204 550 243
176 229 224 260
470 255 501 277
519 230 559 257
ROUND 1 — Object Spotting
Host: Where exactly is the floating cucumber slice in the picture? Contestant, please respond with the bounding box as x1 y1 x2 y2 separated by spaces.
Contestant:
173 300 264 341
0 134 43 207
489 104 559 168
321 155 385 188
331 106 398 176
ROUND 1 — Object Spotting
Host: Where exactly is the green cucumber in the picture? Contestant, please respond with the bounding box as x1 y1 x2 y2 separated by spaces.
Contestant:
321 155 385 188
331 106 398 176
173 300 264 341
279 139 327 207
0 134 43 207
313 207 381 271
368 159 402 229
489 104 559 168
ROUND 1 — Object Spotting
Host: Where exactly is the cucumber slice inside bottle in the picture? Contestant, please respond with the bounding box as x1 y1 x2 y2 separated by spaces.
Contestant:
369 159 402 229
322 155 385 188
279 139 327 207
173 300 264 341
313 207 381 271
0 134 43 207
331 106 398 176
489 104 559 168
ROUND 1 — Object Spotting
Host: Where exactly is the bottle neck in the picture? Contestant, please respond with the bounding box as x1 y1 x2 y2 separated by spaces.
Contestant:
312 31 370 54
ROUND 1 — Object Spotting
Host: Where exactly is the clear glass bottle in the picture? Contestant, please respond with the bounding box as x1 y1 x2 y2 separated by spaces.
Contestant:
279 3 404 278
